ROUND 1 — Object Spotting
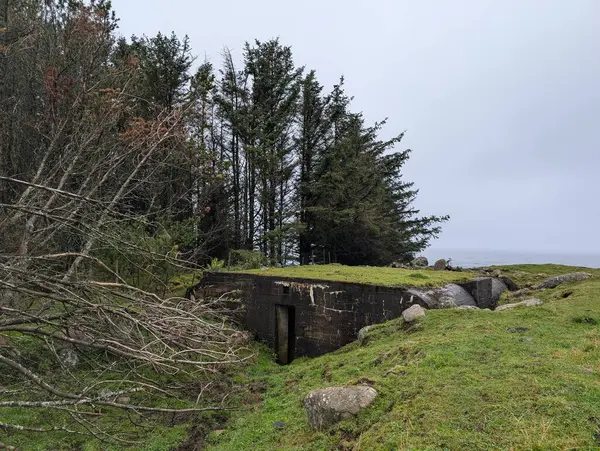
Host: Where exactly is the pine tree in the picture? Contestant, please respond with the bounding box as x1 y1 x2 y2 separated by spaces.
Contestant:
297 70 331 264
309 111 448 265
243 39 303 264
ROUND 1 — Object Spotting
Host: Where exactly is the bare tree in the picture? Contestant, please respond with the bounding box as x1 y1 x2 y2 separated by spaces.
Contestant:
0 2 248 444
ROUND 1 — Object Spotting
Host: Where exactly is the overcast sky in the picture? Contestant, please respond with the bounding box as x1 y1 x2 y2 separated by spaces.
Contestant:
114 0 600 254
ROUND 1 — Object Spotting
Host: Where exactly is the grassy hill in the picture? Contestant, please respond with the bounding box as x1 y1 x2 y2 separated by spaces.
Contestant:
3 264 600 450
208 264 600 450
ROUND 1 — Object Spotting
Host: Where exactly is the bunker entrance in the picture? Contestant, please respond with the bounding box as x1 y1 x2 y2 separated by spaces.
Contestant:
275 305 295 364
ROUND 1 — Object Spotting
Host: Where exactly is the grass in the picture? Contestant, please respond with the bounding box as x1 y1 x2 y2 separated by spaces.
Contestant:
229 264 476 288
4 264 600 449
209 264 600 450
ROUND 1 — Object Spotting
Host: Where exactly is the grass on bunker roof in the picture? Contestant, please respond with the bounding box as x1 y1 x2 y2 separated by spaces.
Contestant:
228 264 476 288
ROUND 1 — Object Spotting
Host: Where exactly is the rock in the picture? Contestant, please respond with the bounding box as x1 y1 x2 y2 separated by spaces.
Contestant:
58 346 79 368
511 288 532 298
402 304 426 322
433 259 447 271
535 272 591 289
439 284 477 307
456 305 479 310
357 325 372 344
495 298 543 311
407 284 476 309
303 386 378 430
411 256 429 267
500 276 520 291
491 278 508 303
272 421 286 429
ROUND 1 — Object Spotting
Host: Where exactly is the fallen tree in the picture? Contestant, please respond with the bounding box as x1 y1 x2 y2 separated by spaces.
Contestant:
0 2 248 445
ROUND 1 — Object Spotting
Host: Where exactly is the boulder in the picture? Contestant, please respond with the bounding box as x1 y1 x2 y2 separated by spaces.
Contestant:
433 259 447 271
495 298 543 311
456 305 479 310
407 284 477 309
500 276 520 291
303 386 377 430
357 325 372 344
535 272 591 289
510 288 532 298
439 284 477 307
402 304 426 322
411 256 429 267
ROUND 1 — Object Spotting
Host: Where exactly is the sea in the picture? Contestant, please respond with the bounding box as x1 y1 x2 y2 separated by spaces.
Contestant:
424 249 600 269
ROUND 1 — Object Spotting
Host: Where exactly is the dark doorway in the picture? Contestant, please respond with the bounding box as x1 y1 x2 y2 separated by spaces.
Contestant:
275 305 295 364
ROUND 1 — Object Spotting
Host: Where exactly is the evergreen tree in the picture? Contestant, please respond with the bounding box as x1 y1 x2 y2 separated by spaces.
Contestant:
296 70 331 264
243 39 303 264
309 111 448 265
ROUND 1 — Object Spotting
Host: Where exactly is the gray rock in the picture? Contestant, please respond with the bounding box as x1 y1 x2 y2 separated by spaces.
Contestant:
272 421 286 429
402 304 426 322
456 305 479 310
58 346 79 368
411 256 429 267
433 259 447 271
407 284 476 309
439 284 477 307
303 386 377 430
511 288 532 298
535 272 591 289
500 276 520 291
357 325 372 344
495 298 543 311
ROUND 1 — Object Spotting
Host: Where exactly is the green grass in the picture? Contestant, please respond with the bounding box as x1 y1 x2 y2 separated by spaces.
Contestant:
210 265 600 450
492 263 600 287
5 264 600 449
229 264 476 288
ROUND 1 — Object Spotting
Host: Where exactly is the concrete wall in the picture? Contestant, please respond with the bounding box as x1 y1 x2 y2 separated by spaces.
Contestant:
192 272 423 359
191 272 492 361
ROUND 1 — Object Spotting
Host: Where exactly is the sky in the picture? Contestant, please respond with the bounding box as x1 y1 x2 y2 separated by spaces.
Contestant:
114 0 600 254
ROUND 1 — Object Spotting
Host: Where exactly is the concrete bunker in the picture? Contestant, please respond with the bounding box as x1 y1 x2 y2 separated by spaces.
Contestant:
189 272 496 364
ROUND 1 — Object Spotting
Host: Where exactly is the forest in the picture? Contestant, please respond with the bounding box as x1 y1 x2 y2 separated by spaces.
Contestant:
0 0 448 446
1 0 447 271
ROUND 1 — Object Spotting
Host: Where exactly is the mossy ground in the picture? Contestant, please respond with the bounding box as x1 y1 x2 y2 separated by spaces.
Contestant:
230 264 476 288
209 264 600 450
3 264 600 450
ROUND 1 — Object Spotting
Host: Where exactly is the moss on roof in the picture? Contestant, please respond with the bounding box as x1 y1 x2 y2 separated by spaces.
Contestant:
229 264 476 288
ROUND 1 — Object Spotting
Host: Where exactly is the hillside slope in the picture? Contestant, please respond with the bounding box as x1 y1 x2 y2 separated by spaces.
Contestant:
209 265 600 450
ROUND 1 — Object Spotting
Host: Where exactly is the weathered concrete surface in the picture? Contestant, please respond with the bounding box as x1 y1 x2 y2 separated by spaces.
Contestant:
303 386 377 430
190 272 494 360
191 272 429 359
461 278 494 309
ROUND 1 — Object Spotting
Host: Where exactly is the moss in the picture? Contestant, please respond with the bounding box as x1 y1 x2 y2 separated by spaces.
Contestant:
228 264 476 288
